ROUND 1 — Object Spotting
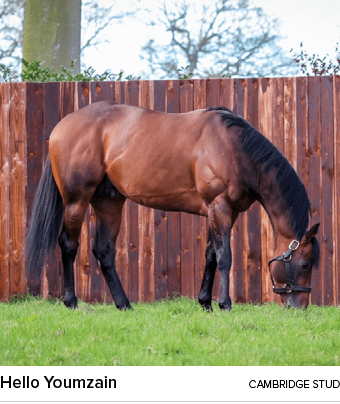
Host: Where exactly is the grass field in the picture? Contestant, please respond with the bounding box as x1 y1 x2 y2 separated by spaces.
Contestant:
1 295 340 366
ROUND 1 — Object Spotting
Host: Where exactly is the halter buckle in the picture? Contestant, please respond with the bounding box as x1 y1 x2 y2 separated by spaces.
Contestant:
284 284 293 293
289 240 299 250
283 254 292 262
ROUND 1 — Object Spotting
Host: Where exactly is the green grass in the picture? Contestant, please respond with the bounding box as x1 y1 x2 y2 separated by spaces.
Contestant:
1 296 340 366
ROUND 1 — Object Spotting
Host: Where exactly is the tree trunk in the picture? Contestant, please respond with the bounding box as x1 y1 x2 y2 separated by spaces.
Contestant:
23 0 81 73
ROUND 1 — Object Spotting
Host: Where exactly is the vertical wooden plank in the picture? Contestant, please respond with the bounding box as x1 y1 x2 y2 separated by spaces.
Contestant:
284 77 297 169
138 80 155 303
308 76 322 305
42 82 61 299
154 210 168 300
296 77 311 306
320 76 334 305
296 77 310 190
25 83 44 296
193 79 206 110
193 79 208 299
125 80 139 106
26 83 44 224
153 80 168 301
115 202 129 300
165 80 181 298
206 78 220 108
59 82 75 119
258 77 275 304
127 206 139 303
139 204 154 302
271 78 285 153
139 80 153 109
219 78 234 109
9 83 26 297
0 84 10 300
114 81 128 297
114 81 125 104
244 78 262 303
233 79 245 115
73 82 92 302
42 82 59 159
231 79 247 303
99 81 115 102
90 82 101 104
78 82 90 108
126 80 140 302
179 79 195 298
333 75 340 305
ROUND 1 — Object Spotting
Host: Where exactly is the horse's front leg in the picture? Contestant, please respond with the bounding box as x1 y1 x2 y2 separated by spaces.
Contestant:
198 231 217 311
207 194 238 311
215 232 232 310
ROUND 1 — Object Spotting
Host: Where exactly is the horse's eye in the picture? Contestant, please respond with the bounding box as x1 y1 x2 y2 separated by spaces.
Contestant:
300 262 310 271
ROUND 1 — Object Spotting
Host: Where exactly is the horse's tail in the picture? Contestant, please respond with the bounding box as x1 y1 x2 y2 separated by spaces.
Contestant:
25 155 63 289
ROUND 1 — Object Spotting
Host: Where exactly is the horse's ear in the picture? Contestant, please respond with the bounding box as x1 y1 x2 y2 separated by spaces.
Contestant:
303 223 320 244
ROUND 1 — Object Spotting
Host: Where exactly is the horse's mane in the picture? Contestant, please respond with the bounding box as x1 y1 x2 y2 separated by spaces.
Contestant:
206 106 311 240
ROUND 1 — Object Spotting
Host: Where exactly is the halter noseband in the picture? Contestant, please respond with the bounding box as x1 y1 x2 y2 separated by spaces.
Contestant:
268 240 311 294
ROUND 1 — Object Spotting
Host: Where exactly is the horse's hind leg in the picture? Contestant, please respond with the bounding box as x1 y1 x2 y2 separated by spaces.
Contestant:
90 177 131 310
198 230 217 311
59 199 91 308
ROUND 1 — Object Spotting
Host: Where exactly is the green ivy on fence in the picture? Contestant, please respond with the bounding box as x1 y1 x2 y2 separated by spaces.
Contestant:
0 59 141 83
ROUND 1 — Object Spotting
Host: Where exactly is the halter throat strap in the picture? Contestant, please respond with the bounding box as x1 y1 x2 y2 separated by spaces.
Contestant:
268 240 312 294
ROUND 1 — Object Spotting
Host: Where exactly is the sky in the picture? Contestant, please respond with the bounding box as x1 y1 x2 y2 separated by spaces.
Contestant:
82 0 340 78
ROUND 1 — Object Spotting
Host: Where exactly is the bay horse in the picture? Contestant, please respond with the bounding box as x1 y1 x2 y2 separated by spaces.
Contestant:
26 102 319 311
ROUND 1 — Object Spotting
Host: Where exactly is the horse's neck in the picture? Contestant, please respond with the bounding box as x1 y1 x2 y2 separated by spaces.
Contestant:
256 170 295 241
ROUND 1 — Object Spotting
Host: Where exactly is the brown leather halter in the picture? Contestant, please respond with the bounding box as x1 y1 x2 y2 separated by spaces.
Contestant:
268 240 312 294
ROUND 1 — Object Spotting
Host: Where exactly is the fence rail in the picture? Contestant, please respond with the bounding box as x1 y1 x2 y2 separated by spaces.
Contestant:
0 76 339 305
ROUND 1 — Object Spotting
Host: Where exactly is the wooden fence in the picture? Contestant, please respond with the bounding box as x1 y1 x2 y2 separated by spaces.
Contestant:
0 76 339 306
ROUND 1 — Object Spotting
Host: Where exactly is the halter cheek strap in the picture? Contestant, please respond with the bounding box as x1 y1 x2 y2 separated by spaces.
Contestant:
268 240 312 294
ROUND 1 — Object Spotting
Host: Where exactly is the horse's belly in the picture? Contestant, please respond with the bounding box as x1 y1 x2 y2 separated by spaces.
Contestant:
128 191 208 216
106 150 207 215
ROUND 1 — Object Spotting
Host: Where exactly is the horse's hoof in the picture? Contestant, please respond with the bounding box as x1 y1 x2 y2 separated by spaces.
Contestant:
116 302 132 310
199 300 213 312
218 302 232 311
198 296 213 312
64 296 78 309
204 304 213 312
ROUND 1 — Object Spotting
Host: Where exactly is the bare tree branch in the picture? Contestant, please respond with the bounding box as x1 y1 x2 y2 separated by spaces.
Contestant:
81 1 135 53
140 0 297 78
0 0 25 66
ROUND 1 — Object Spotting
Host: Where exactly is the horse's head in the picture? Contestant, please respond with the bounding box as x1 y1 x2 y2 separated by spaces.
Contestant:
269 223 320 308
